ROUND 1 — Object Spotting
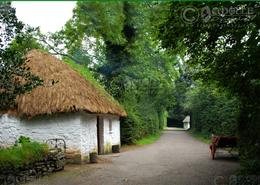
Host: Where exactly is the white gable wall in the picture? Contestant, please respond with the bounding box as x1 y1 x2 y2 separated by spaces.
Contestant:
103 115 120 153
111 116 120 146
80 113 98 158
183 122 190 130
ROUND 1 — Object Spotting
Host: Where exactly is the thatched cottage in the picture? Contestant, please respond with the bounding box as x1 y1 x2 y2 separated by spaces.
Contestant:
0 50 126 163
183 115 190 130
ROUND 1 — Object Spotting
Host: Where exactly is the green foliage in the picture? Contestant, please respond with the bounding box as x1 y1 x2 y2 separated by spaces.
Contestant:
0 33 43 110
0 3 43 110
61 2 177 144
66 2 126 49
158 110 168 130
239 159 260 176
169 62 192 122
160 2 260 100
64 58 122 108
0 2 23 48
159 2 260 174
188 130 211 144
185 83 240 136
135 133 162 146
0 136 49 171
14 136 31 146
120 88 160 144
64 58 103 90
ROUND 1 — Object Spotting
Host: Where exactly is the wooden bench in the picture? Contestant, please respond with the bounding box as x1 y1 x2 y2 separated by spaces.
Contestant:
209 135 238 160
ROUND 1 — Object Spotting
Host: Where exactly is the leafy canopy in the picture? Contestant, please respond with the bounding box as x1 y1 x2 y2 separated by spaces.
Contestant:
0 2 43 110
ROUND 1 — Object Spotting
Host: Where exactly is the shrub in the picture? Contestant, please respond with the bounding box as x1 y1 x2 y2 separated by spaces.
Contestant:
14 135 31 146
184 84 240 136
120 95 165 144
0 136 49 171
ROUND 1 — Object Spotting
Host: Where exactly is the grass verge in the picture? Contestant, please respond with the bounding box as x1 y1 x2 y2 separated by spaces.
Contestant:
188 130 211 144
134 133 162 146
0 137 49 171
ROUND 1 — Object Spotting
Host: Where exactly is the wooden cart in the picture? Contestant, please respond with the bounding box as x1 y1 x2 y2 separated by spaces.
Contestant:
209 135 238 160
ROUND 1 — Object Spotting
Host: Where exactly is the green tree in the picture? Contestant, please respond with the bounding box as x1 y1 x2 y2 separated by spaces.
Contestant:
0 2 42 110
185 83 239 136
159 2 260 174
61 2 177 143
169 60 193 122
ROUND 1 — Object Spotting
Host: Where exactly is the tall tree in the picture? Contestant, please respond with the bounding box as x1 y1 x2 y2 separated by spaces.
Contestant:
0 2 42 110
61 2 177 143
159 2 260 174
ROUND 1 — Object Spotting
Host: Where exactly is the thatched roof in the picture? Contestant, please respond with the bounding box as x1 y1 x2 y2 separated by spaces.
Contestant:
13 50 126 117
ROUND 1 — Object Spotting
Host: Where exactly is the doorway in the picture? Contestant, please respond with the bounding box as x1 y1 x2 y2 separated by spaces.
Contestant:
97 116 104 154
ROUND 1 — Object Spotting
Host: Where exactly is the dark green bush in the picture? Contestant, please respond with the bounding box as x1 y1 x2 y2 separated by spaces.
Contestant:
0 136 49 171
185 84 240 136
120 89 166 144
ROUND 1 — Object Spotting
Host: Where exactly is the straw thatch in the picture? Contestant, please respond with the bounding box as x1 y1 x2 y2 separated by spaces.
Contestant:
13 50 126 118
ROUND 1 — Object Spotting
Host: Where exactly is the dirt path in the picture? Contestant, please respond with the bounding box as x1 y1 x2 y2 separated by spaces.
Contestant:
27 131 239 185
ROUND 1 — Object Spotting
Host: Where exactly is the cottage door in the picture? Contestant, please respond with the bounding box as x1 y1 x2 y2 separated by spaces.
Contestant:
97 116 104 154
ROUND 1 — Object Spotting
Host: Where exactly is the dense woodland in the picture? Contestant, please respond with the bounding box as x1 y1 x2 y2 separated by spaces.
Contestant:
0 2 259 176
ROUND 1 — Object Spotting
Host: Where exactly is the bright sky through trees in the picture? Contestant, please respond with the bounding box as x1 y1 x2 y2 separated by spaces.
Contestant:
12 1 76 33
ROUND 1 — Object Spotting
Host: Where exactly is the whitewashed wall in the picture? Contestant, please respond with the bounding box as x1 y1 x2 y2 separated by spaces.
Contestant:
80 113 98 158
184 122 190 130
103 115 120 153
0 113 82 150
111 116 120 146
0 113 121 161
0 113 100 161
0 115 21 146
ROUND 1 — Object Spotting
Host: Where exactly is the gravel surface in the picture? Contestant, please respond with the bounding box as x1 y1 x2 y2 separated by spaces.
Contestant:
27 131 239 185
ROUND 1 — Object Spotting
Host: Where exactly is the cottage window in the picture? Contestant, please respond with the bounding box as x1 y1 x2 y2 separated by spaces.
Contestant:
109 119 112 133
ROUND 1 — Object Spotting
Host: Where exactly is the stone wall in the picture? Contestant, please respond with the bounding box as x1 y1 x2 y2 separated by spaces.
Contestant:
0 150 65 185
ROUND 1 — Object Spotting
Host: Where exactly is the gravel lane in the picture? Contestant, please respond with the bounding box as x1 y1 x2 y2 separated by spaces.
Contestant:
27 131 239 185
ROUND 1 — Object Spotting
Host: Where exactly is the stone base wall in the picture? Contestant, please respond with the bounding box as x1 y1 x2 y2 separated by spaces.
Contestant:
0 150 65 185
65 149 82 164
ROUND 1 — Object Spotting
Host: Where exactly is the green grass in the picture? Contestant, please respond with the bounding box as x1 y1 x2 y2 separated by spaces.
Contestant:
0 139 49 171
64 58 102 89
134 133 162 146
188 130 211 144
64 58 122 107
